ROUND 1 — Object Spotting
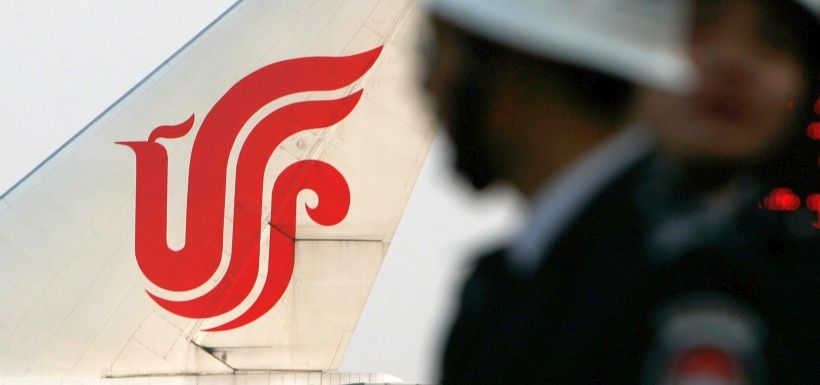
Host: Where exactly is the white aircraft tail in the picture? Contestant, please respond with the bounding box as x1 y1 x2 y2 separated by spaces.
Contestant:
0 0 433 381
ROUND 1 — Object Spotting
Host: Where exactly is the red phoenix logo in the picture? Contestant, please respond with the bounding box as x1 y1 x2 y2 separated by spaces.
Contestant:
118 47 382 331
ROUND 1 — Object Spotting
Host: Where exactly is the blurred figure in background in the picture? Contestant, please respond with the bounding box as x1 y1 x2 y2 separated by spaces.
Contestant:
640 0 819 221
421 0 694 384
635 1 819 384
422 0 818 384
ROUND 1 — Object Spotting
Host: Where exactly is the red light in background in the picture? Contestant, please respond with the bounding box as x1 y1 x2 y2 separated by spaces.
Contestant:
762 188 801 211
807 194 820 210
809 122 820 140
807 194 820 229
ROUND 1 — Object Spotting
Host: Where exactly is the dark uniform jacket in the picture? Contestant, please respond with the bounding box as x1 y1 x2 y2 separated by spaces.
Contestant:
440 159 819 385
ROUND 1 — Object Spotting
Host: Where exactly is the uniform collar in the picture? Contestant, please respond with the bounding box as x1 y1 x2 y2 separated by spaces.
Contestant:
508 124 653 275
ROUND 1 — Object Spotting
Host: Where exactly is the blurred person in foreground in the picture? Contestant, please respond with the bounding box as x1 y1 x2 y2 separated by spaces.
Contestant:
420 0 695 384
423 0 819 384
633 0 819 384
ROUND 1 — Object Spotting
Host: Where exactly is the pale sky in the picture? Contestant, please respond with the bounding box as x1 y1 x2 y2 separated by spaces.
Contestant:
1 1 521 382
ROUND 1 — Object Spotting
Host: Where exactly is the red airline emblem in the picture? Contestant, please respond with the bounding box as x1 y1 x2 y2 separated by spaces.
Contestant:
119 47 382 331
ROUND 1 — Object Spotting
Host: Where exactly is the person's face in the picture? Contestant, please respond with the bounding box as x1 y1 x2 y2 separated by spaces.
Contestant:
640 0 809 163
422 20 504 190
422 20 461 132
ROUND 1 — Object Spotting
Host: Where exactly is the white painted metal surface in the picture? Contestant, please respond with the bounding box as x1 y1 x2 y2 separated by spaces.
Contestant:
0 373 405 385
0 0 433 380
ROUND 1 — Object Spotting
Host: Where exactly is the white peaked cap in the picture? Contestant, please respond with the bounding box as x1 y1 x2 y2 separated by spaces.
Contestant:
426 0 696 93
794 0 820 18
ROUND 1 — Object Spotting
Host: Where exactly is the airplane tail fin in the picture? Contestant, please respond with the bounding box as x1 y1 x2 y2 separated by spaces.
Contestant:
0 0 433 379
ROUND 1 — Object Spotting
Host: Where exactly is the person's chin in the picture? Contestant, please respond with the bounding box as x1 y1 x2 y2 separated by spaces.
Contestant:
459 168 495 191
699 128 766 161
701 118 750 137
455 157 496 191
